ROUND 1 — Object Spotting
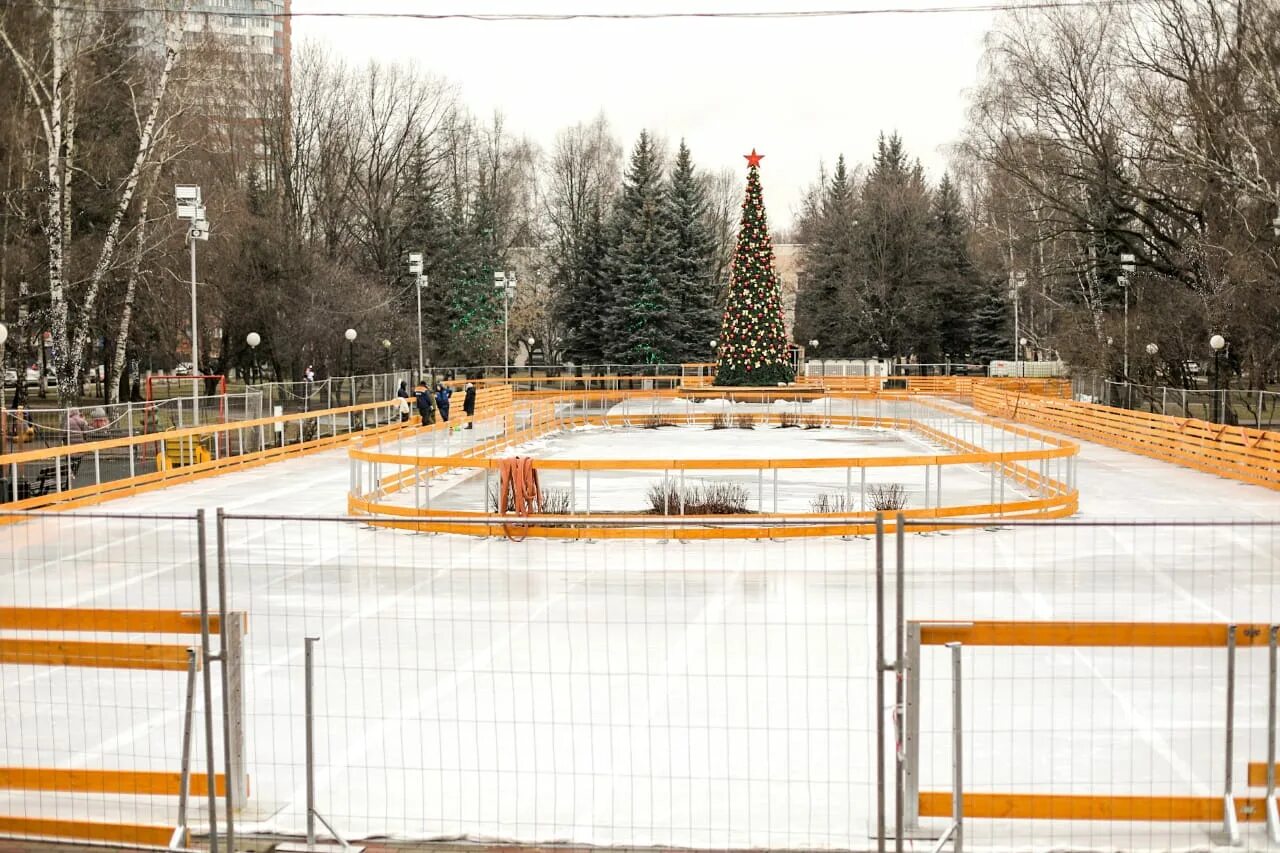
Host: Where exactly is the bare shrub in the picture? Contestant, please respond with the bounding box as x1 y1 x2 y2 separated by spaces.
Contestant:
540 488 572 514
733 413 757 430
802 415 823 430
810 492 854 513
639 414 677 429
646 480 752 515
868 482 909 511
778 411 802 428
710 411 733 430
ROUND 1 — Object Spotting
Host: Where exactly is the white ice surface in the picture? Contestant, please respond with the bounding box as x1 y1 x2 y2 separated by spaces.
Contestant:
3 398 1280 851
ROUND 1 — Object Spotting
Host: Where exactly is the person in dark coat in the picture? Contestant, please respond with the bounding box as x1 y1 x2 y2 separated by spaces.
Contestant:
434 383 452 422
463 382 477 429
396 380 410 399
414 381 435 425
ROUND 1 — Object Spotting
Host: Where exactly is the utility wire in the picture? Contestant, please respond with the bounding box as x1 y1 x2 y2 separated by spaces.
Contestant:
19 0 1150 21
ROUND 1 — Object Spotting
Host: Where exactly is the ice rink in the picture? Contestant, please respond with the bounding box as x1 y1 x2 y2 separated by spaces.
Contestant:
3 397 1280 850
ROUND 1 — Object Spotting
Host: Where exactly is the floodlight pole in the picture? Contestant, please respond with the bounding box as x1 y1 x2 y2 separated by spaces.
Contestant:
190 233 199 424
416 276 425 379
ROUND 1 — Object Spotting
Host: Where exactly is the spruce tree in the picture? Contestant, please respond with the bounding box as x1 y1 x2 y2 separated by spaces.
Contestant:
927 174 981 360
970 276 1013 364
604 131 678 364
666 140 719 361
715 150 794 386
794 155 858 354
557 198 612 363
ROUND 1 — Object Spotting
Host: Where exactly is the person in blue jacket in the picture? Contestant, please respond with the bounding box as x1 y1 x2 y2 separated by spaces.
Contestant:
434 382 452 422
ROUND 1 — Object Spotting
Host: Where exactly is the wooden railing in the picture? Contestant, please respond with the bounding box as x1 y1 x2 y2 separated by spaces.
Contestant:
974 385 1280 490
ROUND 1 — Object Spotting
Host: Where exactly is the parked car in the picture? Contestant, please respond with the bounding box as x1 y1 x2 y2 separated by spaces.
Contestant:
24 366 55 385
173 362 193 376
2 368 16 388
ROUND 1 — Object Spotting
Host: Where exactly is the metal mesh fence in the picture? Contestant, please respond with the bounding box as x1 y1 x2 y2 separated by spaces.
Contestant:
0 510 221 844
3 512 1280 850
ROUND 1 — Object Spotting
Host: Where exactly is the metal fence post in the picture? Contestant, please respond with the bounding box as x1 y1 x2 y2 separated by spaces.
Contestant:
904 622 921 831
875 512 887 853
173 647 199 848
895 511 906 853
1224 624 1239 845
194 509 220 853
305 636 318 847
1268 625 1279 843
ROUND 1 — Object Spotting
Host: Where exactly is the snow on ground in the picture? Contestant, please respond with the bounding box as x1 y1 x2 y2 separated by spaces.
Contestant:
3 396 1280 851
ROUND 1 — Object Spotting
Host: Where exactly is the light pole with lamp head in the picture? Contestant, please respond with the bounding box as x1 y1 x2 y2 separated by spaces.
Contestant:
1120 253 1136 379
1210 333 1226 424
245 332 260 385
1010 270 1026 375
382 339 392 372
494 271 516 379
176 185 208 423
0 322 7 455
527 336 536 376
408 252 425 379
345 328 357 406
808 339 820 379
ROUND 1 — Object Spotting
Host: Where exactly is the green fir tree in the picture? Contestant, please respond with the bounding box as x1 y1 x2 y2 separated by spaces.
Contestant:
604 131 678 364
715 150 794 386
927 174 981 360
666 140 719 361
794 155 858 354
970 276 1013 364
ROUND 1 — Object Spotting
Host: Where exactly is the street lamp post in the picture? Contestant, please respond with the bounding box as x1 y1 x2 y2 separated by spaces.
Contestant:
494 271 516 379
245 332 260 385
345 328 357 407
1010 270 1026 374
409 252 425 380
808 339 820 378
176 185 208 423
1120 253 1136 379
0 322 7 455
1210 333 1226 424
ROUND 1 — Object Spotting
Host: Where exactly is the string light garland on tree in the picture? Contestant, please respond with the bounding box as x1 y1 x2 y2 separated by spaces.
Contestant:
714 149 795 386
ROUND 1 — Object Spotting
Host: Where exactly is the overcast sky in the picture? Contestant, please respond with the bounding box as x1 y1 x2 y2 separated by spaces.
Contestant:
291 0 1000 227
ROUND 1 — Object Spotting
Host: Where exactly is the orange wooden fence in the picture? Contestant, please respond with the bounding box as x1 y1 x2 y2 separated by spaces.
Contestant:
974 386 1280 490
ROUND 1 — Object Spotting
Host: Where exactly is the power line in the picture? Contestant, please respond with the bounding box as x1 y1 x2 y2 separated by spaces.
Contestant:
23 0 1149 22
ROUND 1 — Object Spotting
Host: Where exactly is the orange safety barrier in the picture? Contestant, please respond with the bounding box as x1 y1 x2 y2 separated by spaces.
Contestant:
0 396 405 515
907 619 1265 838
347 402 1079 539
974 385 1280 491
0 607 249 847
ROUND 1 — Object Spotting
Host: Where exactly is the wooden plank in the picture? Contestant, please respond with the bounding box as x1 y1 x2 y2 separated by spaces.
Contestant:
0 639 197 671
916 620 1272 648
1248 762 1280 788
918 791 1266 822
0 607 218 635
0 767 224 796
0 815 182 846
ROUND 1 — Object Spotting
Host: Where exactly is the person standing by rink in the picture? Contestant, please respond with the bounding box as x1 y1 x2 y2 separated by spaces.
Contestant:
434 382 453 423
414 380 435 425
463 381 477 429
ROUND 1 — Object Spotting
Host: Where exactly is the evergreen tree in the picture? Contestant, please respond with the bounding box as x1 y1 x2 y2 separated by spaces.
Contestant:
557 198 612 363
851 133 935 358
970 276 1013 364
927 174 981 360
794 155 858 353
715 150 794 386
666 140 719 361
604 131 677 364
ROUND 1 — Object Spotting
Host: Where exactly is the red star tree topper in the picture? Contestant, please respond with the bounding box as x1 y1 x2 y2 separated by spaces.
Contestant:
714 149 794 386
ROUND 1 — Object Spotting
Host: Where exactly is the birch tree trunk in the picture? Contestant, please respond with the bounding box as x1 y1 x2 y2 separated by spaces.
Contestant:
107 185 154 404
66 0 192 393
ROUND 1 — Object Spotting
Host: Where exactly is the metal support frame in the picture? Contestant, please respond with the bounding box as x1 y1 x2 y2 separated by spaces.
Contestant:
170 648 199 849
195 510 220 853
928 642 964 853
875 513 908 853
292 636 358 852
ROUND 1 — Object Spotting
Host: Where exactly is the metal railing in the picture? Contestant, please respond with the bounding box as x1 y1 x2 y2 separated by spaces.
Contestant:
1073 376 1280 429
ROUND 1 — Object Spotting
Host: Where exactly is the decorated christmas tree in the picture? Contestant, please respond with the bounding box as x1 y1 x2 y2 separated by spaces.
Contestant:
715 149 795 386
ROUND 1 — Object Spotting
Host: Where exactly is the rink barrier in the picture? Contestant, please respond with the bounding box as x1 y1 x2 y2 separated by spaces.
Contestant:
904 620 1276 842
346 402 1080 539
974 386 1280 491
463 374 1070 398
0 607 249 848
0 397 405 514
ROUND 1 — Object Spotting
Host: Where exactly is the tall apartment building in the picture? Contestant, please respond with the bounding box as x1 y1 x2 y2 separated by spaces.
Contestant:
128 0 292 164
